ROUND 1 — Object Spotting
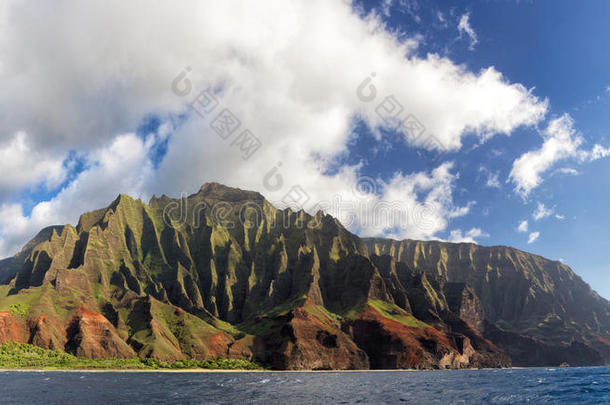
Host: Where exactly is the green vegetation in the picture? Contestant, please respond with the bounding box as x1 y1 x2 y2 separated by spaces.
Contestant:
368 300 431 329
8 303 29 317
341 299 367 320
0 342 263 370
303 302 342 323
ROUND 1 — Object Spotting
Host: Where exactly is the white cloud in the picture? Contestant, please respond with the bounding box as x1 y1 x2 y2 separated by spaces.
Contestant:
582 144 610 161
448 227 489 243
0 0 550 256
509 113 610 198
0 132 67 197
532 202 553 221
0 203 31 257
458 13 478 50
0 133 154 257
379 0 393 17
556 167 580 176
528 231 540 244
437 11 446 23
517 220 528 233
487 173 501 188
479 166 501 189
0 0 547 152
347 162 474 241
555 214 565 220
510 115 582 197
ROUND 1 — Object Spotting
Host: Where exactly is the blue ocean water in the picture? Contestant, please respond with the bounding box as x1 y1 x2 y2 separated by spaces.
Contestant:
0 367 608 404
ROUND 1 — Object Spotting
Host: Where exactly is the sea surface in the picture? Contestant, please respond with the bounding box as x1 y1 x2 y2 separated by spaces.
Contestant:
0 367 609 404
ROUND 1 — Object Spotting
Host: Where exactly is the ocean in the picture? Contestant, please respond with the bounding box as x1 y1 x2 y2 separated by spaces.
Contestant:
0 367 608 404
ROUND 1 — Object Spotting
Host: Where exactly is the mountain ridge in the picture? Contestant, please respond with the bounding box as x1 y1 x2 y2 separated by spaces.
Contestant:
0 182 608 369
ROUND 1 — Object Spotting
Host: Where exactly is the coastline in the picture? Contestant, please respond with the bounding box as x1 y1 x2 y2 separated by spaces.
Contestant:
0 367 535 373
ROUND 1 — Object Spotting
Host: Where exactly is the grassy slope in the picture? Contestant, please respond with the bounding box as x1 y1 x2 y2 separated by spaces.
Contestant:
368 300 431 328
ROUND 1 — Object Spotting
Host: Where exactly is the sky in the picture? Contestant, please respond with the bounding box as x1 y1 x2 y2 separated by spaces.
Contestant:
1 0 609 297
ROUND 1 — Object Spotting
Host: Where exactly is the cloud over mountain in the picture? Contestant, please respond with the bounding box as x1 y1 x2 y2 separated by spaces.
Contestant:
0 0 552 256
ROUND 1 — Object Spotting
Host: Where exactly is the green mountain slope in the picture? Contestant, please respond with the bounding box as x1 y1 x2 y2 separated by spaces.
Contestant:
0 183 608 369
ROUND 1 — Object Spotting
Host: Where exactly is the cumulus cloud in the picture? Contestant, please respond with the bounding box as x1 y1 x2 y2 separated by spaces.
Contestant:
510 114 610 198
355 162 475 241
458 13 478 50
517 220 528 233
0 132 67 198
532 202 553 221
448 227 489 243
0 133 154 257
510 115 582 197
0 0 550 256
528 231 540 244
0 1 548 150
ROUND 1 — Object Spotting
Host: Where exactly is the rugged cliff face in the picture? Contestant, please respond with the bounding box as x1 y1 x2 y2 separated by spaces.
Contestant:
0 183 608 369
364 238 610 365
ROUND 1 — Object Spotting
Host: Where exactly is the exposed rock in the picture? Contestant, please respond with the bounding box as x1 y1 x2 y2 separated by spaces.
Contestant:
343 305 509 369
366 238 610 365
28 314 66 350
444 283 485 332
255 303 369 370
0 312 28 344
65 306 136 359
483 321 604 367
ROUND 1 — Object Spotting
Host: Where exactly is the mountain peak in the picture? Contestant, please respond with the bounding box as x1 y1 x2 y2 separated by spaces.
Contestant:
198 182 265 202
110 193 140 208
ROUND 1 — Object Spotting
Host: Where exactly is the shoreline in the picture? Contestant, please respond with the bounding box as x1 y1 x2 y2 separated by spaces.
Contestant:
0 367 566 373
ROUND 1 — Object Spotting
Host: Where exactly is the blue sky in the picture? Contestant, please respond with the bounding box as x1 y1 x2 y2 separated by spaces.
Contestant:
349 0 610 297
1 0 609 298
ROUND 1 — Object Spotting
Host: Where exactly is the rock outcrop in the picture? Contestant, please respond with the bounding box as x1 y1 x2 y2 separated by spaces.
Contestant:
343 305 508 369
254 303 369 370
0 312 27 344
65 306 137 359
